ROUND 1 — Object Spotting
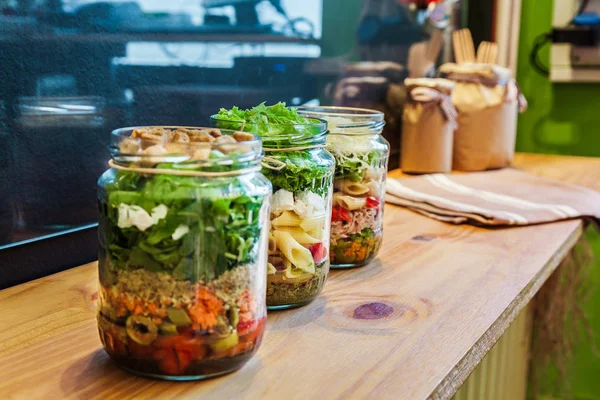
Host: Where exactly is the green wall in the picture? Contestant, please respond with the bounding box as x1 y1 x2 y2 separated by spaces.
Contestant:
517 1 600 156
321 0 363 58
518 2 600 400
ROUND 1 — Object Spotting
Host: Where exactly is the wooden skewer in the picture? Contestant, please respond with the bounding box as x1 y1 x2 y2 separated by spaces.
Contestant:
426 30 444 62
477 42 486 63
408 41 430 78
486 42 498 64
476 41 499 65
453 29 477 64
462 29 476 63
452 30 464 64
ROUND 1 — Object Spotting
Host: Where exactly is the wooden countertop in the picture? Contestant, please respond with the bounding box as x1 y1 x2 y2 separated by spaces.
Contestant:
2 153 599 400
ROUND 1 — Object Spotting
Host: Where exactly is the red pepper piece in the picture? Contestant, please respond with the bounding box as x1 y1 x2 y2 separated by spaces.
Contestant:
365 196 380 209
240 317 266 344
237 319 258 337
310 242 328 264
332 206 351 222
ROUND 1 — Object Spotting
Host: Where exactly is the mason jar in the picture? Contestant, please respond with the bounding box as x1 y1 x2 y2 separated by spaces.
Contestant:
15 96 107 229
0 101 12 243
97 126 271 380
211 115 335 310
297 107 389 268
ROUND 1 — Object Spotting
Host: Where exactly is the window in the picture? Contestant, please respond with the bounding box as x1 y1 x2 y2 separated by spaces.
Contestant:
0 0 462 284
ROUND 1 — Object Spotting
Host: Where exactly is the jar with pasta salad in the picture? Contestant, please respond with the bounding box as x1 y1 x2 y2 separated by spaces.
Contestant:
298 107 388 268
97 126 271 380
212 103 335 310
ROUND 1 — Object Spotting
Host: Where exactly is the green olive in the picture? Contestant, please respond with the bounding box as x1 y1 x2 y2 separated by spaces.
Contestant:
167 308 192 327
159 322 179 336
126 316 158 345
210 332 239 352
213 315 232 338
229 306 240 327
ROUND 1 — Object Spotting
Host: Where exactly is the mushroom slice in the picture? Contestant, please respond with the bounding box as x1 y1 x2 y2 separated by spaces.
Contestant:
233 131 255 142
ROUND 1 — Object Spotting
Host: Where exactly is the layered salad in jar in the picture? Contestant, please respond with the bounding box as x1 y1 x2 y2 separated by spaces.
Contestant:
330 146 385 266
97 126 271 379
297 107 389 268
212 103 335 309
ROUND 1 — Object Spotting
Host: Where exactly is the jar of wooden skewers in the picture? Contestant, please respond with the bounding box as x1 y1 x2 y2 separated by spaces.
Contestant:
443 29 528 171
439 63 527 171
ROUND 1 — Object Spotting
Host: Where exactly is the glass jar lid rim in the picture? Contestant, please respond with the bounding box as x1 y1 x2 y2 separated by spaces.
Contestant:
296 106 385 133
296 106 384 118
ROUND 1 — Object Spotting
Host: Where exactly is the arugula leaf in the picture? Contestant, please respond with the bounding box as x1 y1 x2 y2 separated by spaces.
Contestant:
101 171 266 283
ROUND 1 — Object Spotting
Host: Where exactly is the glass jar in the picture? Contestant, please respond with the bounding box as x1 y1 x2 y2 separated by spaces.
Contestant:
297 107 389 268
15 96 107 229
97 126 271 380
0 100 12 243
211 115 335 310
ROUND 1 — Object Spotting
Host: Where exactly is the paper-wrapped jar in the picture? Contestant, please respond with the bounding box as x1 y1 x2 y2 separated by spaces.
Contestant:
439 63 527 171
401 78 457 174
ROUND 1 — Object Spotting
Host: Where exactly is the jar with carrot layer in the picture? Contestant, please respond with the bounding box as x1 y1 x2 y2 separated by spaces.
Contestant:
97 126 271 380
298 107 389 268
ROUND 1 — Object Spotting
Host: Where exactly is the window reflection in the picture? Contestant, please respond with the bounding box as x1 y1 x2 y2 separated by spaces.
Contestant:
0 0 460 251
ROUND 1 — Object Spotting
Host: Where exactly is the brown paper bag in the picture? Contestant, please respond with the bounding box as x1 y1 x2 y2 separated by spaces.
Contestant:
453 101 518 171
401 78 457 174
440 63 527 171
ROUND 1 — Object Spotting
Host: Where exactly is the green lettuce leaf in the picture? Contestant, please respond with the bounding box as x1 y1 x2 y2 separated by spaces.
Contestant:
101 172 265 283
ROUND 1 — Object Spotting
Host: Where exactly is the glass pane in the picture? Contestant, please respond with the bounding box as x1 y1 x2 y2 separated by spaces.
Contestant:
0 0 462 252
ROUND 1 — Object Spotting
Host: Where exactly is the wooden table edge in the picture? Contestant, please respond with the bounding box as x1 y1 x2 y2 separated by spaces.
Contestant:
2 153 598 400
429 221 584 400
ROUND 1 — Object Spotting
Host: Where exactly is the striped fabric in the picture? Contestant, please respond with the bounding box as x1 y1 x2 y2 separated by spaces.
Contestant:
385 169 600 226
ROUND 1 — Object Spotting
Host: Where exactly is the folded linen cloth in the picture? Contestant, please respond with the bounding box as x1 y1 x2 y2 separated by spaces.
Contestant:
385 168 600 226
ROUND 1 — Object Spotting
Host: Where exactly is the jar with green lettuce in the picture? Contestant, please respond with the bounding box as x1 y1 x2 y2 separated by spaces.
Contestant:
97 126 271 380
212 103 334 310
298 107 389 268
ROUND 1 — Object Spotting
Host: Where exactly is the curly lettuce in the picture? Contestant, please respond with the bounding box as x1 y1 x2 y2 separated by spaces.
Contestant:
214 102 333 195
261 151 331 197
333 151 381 182
214 102 323 142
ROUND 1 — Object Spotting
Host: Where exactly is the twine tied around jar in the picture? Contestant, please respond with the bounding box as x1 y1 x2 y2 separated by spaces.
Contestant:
409 87 458 130
262 144 325 152
260 144 326 170
442 72 528 112
443 72 503 87
109 156 292 174
108 159 262 177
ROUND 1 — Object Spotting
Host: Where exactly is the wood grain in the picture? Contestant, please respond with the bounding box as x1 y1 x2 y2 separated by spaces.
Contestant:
1 153 599 400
